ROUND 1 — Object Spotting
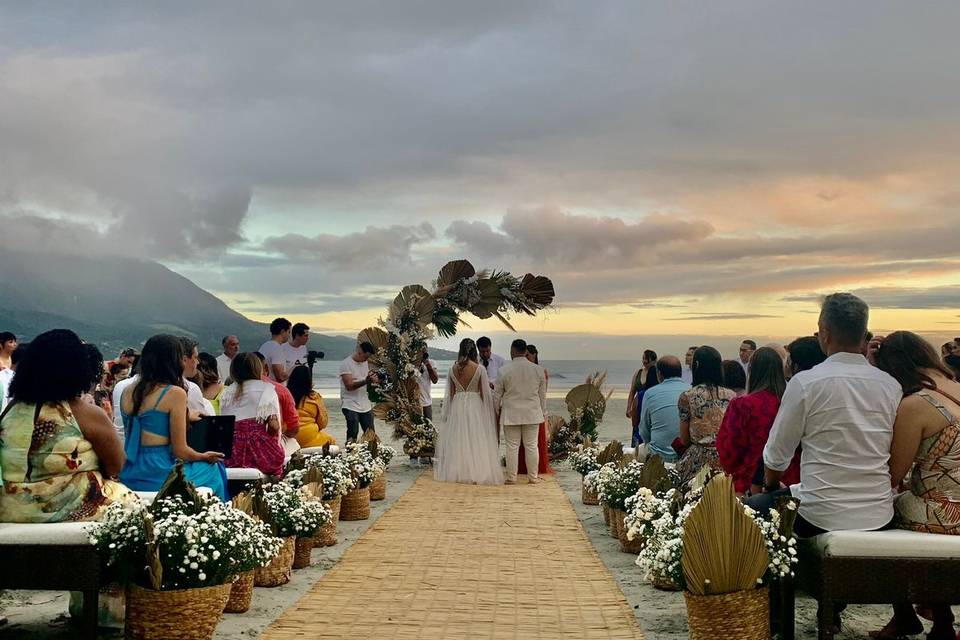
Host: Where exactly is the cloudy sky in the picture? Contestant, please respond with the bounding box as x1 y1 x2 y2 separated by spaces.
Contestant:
2 2 958 357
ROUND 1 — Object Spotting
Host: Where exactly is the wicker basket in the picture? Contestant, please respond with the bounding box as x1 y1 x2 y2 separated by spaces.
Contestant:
340 486 371 521
224 571 254 614
611 509 626 541
618 522 645 554
254 536 295 587
602 503 611 526
370 472 387 501
581 480 599 505
125 582 231 640
327 494 342 524
684 587 769 640
651 572 682 591
292 537 314 569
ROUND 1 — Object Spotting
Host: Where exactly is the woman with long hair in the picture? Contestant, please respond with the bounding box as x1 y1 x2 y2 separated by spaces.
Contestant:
434 338 503 485
0 330 135 522
189 352 222 415
119 335 227 500
218 352 285 476
721 360 747 397
869 331 959 639
717 347 798 494
675 345 736 482
628 349 659 446
518 345 552 475
289 365 334 448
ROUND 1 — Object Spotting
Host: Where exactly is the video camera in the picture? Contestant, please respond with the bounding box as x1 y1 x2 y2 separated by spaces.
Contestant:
306 349 324 371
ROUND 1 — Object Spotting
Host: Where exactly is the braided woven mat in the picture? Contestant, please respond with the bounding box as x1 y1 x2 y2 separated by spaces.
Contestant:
260 474 644 639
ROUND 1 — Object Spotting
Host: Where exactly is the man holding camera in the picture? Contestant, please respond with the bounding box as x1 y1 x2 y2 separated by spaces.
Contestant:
340 341 378 442
282 322 311 381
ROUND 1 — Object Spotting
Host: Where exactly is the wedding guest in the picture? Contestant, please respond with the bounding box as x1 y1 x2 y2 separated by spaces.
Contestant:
339 341 377 442
102 348 137 393
259 317 292 383
282 323 311 379
721 360 747 397
179 337 208 420
869 331 959 639
289 365 335 449
764 342 788 363
738 339 757 374
191 352 222 414
942 341 958 359
0 342 26 411
253 351 300 454
717 347 796 494
0 330 134 522
477 336 507 387
216 335 240 384
627 349 658 446
0 331 17 370
119 334 227 500
637 356 690 462
682 346 697 384
754 293 901 539
518 344 551 475
945 354 960 379
676 346 736 481
413 348 439 466
784 335 827 381
219 353 285 476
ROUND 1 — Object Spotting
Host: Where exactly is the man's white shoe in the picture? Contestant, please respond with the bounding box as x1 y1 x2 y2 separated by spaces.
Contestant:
528 477 543 484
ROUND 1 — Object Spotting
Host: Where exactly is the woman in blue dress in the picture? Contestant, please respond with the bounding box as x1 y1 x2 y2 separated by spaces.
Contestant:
119 335 227 500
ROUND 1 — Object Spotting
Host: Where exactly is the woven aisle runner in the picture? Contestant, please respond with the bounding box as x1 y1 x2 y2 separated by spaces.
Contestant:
260 474 644 640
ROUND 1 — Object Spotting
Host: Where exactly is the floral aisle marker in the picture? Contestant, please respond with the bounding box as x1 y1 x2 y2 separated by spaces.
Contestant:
251 481 332 584
568 443 601 504
285 451 355 546
361 259 554 457
549 373 613 462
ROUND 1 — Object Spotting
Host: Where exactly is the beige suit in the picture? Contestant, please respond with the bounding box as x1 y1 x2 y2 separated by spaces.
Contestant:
494 357 547 482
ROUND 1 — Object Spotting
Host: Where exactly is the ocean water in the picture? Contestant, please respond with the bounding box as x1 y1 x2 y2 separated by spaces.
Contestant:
311 359 636 445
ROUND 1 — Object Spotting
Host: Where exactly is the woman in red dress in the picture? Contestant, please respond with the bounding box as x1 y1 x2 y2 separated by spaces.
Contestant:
716 346 798 495
519 345 552 475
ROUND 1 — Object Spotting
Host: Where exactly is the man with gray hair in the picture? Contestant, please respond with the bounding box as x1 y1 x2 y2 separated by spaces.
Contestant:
752 292 902 538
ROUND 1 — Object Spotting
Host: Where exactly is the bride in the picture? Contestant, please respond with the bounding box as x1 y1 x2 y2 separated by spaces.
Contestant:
434 338 504 485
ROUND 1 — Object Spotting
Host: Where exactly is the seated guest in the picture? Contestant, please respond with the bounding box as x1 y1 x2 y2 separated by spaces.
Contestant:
676 346 736 481
119 335 227 500
253 351 300 460
637 356 690 462
870 330 959 639
753 293 902 539
717 347 797 495
288 365 335 448
945 354 960 379
0 329 135 522
721 360 747 397
784 335 827 381
190 352 223 415
0 342 27 412
0 331 18 371
180 337 209 421
941 341 957 359
219 353 285 476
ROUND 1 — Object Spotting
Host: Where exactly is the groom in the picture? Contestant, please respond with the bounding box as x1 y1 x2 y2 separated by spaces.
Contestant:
494 338 547 484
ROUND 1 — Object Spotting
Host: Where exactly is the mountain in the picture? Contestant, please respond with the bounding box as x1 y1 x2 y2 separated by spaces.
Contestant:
0 250 454 360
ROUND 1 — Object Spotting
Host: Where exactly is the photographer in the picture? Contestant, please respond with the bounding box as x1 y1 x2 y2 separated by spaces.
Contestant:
339 341 378 442
281 322 311 383
411 348 439 467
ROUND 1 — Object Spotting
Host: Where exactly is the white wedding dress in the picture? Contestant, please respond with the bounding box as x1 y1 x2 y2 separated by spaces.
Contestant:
433 364 504 485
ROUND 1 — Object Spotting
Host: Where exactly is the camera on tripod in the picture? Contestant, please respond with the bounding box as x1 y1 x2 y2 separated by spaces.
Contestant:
306 350 324 370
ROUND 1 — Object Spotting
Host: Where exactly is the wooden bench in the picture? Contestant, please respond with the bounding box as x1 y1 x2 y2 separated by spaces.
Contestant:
788 529 960 640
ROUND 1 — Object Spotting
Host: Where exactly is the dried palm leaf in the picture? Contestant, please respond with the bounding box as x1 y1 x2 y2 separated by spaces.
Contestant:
357 327 389 369
547 415 567 441
372 401 395 421
518 274 556 311
598 440 624 465
153 461 202 514
639 455 668 490
469 277 504 319
565 383 605 415
144 517 163 591
688 465 716 494
390 284 436 327
231 492 254 515
435 259 476 294
682 475 768 596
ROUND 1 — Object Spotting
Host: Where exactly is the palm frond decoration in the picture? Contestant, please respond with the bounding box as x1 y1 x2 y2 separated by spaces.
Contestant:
152 462 203 515
517 274 556 313
682 475 768 596
389 284 436 328
639 455 668 490
434 259 477 295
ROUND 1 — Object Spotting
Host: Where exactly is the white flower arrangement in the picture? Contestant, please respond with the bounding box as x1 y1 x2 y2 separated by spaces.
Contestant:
635 494 700 588
624 487 677 542
568 446 601 476
343 442 376 488
261 481 333 538
376 443 397 468
744 502 799 581
596 460 645 512
286 454 355 501
89 495 283 591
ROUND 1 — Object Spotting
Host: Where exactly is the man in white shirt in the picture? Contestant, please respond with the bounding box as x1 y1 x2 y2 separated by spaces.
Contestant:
681 345 697 384
216 335 240 383
410 349 440 467
259 318 292 383
339 341 377 442
738 339 756 375
281 323 311 379
494 339 547 484
752 293 902 537
179 337 209 419
477 336 506 388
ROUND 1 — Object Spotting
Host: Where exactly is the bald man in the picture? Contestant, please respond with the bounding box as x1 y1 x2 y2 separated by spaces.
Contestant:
637 355 690 462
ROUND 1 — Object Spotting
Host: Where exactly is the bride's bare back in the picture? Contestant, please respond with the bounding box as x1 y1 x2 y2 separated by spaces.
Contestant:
452 361 482 394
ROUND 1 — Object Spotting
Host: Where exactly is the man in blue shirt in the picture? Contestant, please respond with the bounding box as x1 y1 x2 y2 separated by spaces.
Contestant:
638 356 690 462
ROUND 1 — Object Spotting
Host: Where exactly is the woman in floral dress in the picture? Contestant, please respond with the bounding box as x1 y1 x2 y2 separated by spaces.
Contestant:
676 346 736 483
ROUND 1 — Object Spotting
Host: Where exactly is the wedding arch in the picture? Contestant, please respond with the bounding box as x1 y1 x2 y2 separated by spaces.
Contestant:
358 260 555 457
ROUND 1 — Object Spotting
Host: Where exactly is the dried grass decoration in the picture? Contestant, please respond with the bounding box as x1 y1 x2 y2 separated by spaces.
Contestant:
359 259 554 458
681 475 770 640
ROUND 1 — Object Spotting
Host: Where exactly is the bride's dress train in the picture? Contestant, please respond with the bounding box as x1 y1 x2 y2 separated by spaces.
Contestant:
433 365 504 485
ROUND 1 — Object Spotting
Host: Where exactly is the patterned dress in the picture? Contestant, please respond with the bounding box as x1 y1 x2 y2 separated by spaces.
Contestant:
676 384 736 483
895 391 960 535
0 401 134 522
